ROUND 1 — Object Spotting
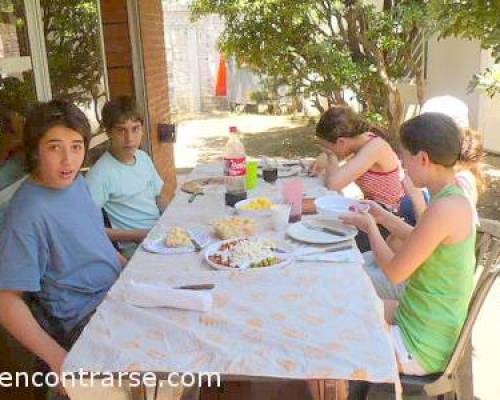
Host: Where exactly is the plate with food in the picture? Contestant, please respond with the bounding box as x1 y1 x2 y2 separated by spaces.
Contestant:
143 227 211 255
204 238 293 271
181 177 225 194
287 218 357 244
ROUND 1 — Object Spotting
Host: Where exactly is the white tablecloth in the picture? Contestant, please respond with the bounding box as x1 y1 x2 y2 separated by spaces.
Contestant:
63 163 399 399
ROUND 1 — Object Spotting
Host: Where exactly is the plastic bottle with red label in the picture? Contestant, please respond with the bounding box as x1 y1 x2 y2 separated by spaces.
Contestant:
223 126 247 206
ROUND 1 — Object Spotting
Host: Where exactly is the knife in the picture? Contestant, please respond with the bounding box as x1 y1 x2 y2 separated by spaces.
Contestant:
175 284 215 290
188 191 204 203
302 221 347 236
296 243 352 256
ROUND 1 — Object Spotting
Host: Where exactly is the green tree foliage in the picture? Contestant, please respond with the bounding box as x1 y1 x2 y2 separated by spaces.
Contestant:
41 0 106 120
0 0 105 120
431 0 500 97
191 0 431 136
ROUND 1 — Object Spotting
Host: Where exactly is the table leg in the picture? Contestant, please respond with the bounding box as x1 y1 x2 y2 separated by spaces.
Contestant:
180 385 201 400
309 380 348 400
201 380 318 400
130 384 146 400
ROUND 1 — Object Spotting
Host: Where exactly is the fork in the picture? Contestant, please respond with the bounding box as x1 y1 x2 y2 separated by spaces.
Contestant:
188 191 204 203
187 230 203 251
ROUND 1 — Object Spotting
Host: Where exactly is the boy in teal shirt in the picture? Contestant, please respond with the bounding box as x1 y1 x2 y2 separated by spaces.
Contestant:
86 97 167 258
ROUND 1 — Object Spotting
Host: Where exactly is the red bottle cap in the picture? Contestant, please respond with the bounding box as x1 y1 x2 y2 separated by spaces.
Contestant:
229 126 238 134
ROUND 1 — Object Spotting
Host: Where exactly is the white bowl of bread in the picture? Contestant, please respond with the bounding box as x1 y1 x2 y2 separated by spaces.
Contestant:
212 216 257 239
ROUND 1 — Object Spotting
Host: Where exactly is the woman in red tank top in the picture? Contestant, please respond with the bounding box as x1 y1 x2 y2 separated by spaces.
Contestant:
313 106 404 212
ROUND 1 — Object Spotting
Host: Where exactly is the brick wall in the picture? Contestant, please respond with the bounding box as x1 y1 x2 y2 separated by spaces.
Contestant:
100 0 135 97
138 0 176 202
100 0 176 202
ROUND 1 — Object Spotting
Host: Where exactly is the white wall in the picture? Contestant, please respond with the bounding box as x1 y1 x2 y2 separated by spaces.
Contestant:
478 52 500 154
163 1 226 113
426 36 482 128
163 1 263 113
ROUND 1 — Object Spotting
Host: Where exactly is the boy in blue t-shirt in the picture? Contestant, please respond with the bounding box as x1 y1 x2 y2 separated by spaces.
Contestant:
86 97 166 258
0 100 125 379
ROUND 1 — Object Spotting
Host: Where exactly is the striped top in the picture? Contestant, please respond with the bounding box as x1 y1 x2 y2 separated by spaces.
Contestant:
355 167 404 211
354 135 404 211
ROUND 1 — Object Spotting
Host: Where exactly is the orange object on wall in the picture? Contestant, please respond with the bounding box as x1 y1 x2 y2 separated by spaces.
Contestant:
215 55 228 97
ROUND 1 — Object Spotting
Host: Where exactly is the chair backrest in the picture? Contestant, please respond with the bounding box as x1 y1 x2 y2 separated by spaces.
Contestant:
474 218 500 297
101 208 121 251
442 263 500 377
436 219 500 377
102 208 112 229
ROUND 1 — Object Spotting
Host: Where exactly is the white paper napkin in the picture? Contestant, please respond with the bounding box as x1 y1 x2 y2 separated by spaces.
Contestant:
121 281 213 312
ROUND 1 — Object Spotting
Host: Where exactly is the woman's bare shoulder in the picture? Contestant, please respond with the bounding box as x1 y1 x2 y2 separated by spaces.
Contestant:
425 194 473 237
362 136 399 170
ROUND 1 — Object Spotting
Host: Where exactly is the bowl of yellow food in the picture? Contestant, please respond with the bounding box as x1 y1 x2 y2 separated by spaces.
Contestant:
235 197 275 217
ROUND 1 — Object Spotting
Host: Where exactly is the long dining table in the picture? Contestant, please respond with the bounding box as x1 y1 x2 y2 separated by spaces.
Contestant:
63 162 400 400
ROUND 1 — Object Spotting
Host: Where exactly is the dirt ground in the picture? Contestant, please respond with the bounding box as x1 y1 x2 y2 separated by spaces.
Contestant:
478 155 500 221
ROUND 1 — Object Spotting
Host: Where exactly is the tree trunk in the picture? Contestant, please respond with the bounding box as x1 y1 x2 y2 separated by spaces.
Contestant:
369 48 404 144
327 96 335 108
333 90 347 106
313 94 325 114
93 94 101 124
387 85 403 146
415 67 426 107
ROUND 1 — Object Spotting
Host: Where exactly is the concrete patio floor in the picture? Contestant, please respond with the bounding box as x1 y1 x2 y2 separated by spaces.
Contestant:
174 112 500 400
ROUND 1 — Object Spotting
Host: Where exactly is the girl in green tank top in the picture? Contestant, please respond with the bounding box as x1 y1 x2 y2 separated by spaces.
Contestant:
340 113 478 374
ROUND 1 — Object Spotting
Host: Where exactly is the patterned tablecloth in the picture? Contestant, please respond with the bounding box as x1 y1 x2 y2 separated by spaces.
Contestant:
63 163 400 399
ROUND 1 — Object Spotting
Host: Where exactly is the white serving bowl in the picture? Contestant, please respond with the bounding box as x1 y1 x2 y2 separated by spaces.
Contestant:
234 198 275 218
314 195 368 217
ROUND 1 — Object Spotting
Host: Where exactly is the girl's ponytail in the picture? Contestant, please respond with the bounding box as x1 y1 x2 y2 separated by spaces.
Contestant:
459 128 486 193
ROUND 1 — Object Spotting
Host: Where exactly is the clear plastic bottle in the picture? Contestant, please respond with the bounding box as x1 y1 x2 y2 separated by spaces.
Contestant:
223 126 247 206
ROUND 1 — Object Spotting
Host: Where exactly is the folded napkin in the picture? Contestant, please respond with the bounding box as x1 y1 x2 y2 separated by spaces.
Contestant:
122 281 213 312
296 249 364 264
292 242 353 257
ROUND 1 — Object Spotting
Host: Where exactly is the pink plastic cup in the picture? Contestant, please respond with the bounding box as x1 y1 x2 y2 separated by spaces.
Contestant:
282 179 304 223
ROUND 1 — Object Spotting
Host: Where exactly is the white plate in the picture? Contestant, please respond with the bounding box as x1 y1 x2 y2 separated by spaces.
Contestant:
303 188 338 200
142 229 211 255
204 238 293 271
287 218 357 244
